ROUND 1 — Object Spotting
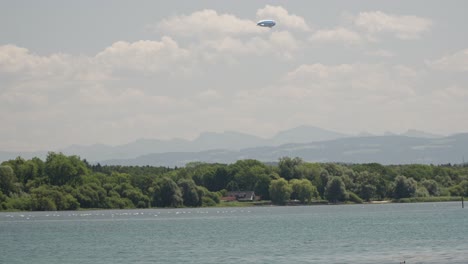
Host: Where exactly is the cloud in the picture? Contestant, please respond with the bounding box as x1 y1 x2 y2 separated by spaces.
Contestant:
354 11 432 39
428 48 468 72
310 27 362 45
0 44 114 82
307 11 431 44
0 37 193 83
0 44 70 76
366 49 396 57
195 30 301 60
268 31 300 59
95 37 190 74
156 9 262 36
243 62 466 136
256 5 310 31
284 63 418 100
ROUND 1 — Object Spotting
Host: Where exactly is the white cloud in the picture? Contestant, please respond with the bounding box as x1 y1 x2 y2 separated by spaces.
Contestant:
366 49 396 57
196 89 223 101
256 5 310 31
268 31 300 59
428 49 468 72
197 31 300 60
354 11 432 39
310 27 362 45
239 62 467 136
0 37 192 84
0 44 114 82
157 9 262 36
95 37 190 74
0 44 70 76
284 63 418 100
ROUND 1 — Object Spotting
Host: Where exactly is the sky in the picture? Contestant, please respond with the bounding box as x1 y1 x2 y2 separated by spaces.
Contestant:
1 0 468 151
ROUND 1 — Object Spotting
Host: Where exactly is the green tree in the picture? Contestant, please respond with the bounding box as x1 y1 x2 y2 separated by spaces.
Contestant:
316 169 330 198
420 179 440 196
392 175 417 199
354 171 380 201
197 186 220 206
204 166 232 191
359 184 377 202
31 185 79 211
278 157 304 180
73 183 107 208
45 152 88 186
16 160 40 185
269 178 292 205
226 181 239 191
0 165 18 195
290 179 318 203
178 179 201 207
325 176 348 202
415 186 430 197
0 190 7 210
151 177 183 207
398 165 433 181
114 182 150 208
449 180 468 196
228 159 269 191
254 173 272 200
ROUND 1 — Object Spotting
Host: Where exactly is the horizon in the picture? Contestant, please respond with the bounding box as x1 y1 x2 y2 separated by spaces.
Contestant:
1 1 468 152
2 125 464 153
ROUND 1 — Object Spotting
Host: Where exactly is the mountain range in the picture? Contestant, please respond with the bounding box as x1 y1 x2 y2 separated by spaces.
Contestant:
2 126 464 167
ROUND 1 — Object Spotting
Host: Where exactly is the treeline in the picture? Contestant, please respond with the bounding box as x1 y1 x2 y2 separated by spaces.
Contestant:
1 153 467 211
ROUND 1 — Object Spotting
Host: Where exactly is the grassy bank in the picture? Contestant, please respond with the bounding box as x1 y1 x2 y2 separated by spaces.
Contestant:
394 196 463 203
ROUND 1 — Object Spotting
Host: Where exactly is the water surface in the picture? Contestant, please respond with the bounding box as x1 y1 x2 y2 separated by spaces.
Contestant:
1 202 467 263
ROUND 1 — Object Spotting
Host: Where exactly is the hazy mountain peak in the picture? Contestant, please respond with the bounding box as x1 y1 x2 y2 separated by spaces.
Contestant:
272 125 348 144
357 131 375 137
401 129 443 138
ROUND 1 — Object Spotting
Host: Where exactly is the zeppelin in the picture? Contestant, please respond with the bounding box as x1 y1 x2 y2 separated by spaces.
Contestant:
256 19 276 28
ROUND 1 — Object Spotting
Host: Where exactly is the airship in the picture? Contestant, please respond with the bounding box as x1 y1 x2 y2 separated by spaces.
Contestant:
257 19 276 28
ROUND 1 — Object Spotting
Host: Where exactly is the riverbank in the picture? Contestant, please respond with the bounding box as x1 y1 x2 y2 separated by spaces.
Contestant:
1 196 464 212
217 196 464 208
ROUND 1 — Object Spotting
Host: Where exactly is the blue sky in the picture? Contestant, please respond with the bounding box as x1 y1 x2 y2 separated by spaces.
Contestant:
1 1 467 151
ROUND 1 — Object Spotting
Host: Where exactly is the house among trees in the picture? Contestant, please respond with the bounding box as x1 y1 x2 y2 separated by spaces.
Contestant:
222 191 256 202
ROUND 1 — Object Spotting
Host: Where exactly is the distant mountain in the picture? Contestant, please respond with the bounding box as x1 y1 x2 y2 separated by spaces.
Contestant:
101 133 468 167
400 129 443 138
357 131 375 137
0 127 460 165
59 138 191 161
191 131 267 150
0 126 349 162
269 125 349 145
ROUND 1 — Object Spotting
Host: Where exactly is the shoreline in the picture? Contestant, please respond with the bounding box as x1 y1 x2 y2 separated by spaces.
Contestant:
0 197 463 212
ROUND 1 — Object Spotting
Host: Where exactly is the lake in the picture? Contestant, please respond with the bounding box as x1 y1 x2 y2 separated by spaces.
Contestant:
1 202 467 264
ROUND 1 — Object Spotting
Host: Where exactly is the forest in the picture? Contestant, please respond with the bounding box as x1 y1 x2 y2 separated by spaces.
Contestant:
1 152 467 211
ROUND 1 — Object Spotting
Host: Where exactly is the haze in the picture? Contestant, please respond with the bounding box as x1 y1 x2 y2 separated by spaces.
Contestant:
1 0 467 151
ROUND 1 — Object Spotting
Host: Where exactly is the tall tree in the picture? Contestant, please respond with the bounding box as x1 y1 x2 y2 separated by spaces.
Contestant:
420 179 440 196
278 157 304 180
290 179 318 203
269 178 292 205
0 165 18 195
392 175 417 199
45 152 88 186
152 177 183 208
325 176 348 202
178 179 201 207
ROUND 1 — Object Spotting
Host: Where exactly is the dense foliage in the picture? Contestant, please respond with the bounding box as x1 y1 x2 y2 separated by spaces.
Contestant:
1 153 467 211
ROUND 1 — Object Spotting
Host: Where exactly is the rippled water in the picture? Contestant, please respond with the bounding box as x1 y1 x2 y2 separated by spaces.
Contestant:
1 202 467 264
